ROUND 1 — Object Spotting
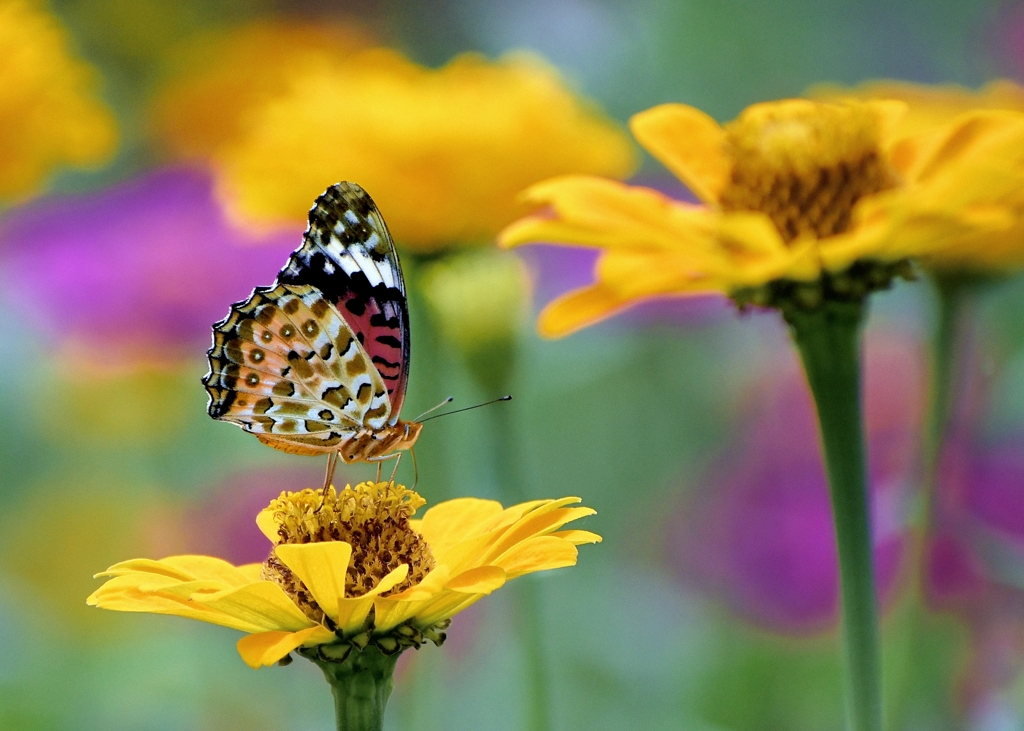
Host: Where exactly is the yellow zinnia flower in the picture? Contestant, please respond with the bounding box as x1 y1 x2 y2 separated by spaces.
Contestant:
500 97 1024 336
88 481 599 669
153 34 635 251
810 79 1024 275
0 0 117 201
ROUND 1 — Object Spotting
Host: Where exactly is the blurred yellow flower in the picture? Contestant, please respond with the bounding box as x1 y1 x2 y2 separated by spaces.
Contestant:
0 0 117 201
153 35 636 252
500 98 1024 336
151 20 371 160
89 481 600 668
810 79 1024 275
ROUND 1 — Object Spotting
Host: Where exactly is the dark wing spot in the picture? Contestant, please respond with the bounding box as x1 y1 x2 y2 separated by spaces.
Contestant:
345 297 367 316
318 409 334 421
287 351 314 379
272 380 296 397
356 383 371 404
375 334 401 348
372 356 400 369
283 298 300 314
254 398 274 414
320 342 333 360
245 373 260 386
303 319 320 337
322 385 352 410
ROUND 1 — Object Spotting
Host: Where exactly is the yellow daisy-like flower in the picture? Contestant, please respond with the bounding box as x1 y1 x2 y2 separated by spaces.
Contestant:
88 482 599 669
153 35 635 252
810 79 1024 275
150 20 371 161
500 97 1024 336
0 0 117 202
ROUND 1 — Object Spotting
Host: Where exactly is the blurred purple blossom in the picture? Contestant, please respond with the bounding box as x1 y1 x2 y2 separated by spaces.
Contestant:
668 335 924 634
0 166 300 358
928 436 1024 610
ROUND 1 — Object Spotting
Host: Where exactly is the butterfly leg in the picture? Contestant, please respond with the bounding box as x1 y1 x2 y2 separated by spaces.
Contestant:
410 446 419 491
322 451 339 494
387 452 403 486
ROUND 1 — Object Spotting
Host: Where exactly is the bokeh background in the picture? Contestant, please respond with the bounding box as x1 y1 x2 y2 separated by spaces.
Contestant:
3 1 1024 730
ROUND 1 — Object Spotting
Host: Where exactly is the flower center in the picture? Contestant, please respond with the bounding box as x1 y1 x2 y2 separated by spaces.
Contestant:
261 482 435 625
718 100 898 242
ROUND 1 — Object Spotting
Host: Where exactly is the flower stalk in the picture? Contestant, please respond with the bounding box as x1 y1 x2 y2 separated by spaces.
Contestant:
785 300 881 731
302 646 399 731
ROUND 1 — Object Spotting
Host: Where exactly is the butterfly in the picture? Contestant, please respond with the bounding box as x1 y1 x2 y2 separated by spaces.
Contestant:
202 182 421 486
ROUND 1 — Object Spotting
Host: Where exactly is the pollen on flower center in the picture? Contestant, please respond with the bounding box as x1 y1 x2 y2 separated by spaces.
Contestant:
718 101 899 242
260 482 435 624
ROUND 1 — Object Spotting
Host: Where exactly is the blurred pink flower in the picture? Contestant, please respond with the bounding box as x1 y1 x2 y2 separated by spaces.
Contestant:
922 434 1024 713
668 333 924 633
0 166 300 359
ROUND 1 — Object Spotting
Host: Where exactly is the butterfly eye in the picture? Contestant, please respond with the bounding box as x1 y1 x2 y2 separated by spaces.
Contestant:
246 373 260 386
280 325 294 338
260 330 273 343
250 349 265 363
303 320 319 337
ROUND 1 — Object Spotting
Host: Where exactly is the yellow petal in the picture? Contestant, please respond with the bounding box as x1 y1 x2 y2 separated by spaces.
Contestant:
96 555 259 588
500 176 717 252
192 582 314 632
273 541 352 623
551 529 603 545
256 508 280 544
446 566 506 594
88 581 269 633
484 506 597 563
417 498 504 554
537 284 636 338
493 536 579 578
630 104 729 204
237 625 336 669
332 564 411 635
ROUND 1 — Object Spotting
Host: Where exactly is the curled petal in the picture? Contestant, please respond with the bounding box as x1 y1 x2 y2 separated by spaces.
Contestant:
237 625 336 669
274 541 352 623
630 104 729 204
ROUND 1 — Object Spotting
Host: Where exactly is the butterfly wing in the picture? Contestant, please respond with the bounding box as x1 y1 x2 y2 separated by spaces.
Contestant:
277 182 410 425
203 283 391 455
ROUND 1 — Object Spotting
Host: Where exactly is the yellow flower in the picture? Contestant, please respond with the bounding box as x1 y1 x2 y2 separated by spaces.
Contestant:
88 482 600 668
153 35 636 251
0 0 117 201
150 20 371 160
810 79 1024 275
500 97 1024 336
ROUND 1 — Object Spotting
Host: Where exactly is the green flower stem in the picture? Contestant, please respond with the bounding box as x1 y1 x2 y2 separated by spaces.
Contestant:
304 647 399 731
785 300 881 731
922 275 969 499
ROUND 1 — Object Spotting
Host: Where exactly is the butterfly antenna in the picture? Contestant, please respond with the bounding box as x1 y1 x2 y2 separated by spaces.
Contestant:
420 395 512 422
413 396 454 422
